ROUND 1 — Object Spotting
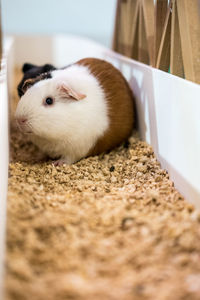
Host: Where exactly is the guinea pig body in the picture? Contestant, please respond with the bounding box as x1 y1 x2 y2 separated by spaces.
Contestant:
15 58 135 165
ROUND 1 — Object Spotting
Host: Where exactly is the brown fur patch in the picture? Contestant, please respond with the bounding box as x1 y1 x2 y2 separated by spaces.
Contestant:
77 58 135 156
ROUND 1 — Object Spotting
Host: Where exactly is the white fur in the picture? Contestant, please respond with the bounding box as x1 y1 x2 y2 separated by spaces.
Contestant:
15 64 109 164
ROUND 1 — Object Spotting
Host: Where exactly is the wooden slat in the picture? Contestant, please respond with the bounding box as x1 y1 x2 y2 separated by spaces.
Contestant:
154 0 168 65
170 0 184 78
117 1 124 54
131 8 140 60
156 2 172 71
121 0 140 57
138 1 149 64
115 0 130 55
127 0 140 44
121 1 129 46
112 0 121 51
177 0 200 84
142 0 155 66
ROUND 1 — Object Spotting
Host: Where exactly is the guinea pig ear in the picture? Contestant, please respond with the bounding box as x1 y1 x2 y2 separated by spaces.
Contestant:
57 82 86 101
22 63 36 73
21 78 35 94
43 64 56 72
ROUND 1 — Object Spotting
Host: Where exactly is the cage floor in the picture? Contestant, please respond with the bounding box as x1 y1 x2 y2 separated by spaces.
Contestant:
4 71 200 300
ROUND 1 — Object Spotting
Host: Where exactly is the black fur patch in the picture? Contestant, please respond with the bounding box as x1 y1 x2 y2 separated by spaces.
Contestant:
17 63 56 97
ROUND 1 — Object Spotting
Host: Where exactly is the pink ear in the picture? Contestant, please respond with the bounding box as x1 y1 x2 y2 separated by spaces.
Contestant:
57 82 86 101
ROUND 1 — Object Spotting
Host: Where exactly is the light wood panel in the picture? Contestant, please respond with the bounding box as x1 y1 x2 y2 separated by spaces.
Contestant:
113 0 200 83
176 0 200 84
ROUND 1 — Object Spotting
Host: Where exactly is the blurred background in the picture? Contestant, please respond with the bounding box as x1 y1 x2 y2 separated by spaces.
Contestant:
1 0 117 47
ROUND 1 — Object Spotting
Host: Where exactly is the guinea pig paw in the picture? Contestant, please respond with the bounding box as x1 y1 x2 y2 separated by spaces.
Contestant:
52 158 71 166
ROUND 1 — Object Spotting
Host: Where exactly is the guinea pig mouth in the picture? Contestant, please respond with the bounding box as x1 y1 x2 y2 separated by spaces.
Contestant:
16 121 33 134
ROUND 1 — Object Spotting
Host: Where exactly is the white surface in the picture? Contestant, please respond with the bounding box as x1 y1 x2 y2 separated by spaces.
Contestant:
153 71 200 201
0 37 13 299
104 50 200 207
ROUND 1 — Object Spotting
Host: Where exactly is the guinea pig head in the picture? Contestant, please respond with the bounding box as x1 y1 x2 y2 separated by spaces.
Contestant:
15 77 87 140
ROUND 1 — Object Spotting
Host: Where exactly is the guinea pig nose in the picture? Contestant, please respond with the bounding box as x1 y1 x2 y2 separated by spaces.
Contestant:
16 117 27 125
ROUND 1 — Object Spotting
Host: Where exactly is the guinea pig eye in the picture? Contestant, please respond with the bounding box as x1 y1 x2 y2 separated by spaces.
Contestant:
45 97 54 105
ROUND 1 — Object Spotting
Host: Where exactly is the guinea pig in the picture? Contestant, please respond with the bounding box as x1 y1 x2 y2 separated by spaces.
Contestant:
17 63 56 97
15 58 135 165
